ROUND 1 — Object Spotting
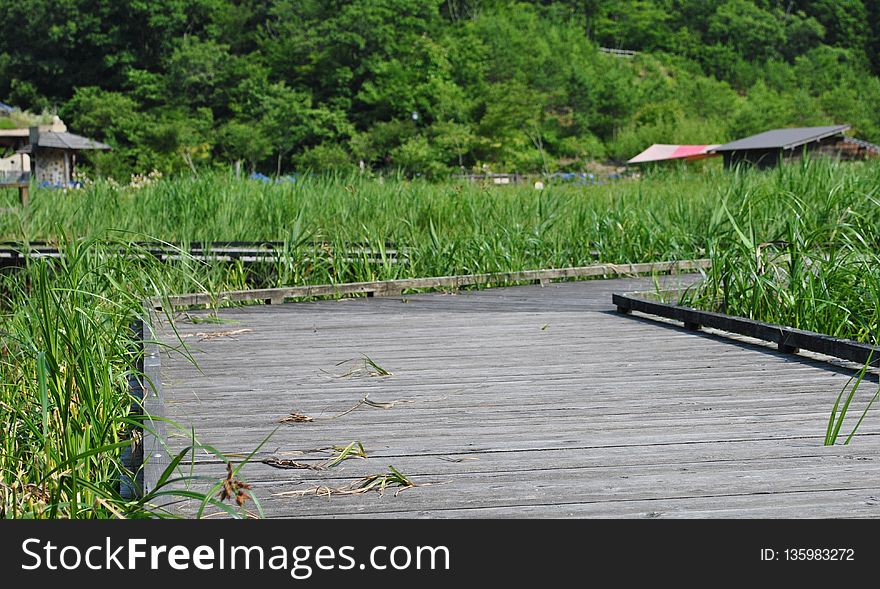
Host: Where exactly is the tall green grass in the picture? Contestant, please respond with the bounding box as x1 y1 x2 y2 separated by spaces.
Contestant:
3 169 721 280
5 162 880 288
0 237 256 518
682 160 880 344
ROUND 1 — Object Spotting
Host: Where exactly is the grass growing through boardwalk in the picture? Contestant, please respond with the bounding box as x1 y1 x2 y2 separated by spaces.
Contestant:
825 362 880 446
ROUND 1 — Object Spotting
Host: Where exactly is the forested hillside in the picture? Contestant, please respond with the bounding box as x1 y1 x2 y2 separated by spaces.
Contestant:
2 0 878 176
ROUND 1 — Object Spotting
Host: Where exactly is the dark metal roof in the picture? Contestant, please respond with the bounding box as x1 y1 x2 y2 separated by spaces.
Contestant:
713 125 850 152
38 131 111 150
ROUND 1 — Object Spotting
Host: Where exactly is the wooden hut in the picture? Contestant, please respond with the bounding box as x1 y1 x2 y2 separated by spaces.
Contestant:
0 116 109 205
19 125 110 186
712 125 880 169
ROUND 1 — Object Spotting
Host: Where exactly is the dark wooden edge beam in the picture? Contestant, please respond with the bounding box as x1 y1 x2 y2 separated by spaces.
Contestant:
120 319 145 499
613 291 880 367
122 306 169 498
140 308 169 496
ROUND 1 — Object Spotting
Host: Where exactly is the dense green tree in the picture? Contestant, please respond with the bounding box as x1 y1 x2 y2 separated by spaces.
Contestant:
4 0 880 175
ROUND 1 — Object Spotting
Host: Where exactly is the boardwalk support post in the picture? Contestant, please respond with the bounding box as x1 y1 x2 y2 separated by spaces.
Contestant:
778 340 799 354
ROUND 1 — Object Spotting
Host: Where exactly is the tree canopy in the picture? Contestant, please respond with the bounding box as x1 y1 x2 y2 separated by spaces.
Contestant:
2 0 879 176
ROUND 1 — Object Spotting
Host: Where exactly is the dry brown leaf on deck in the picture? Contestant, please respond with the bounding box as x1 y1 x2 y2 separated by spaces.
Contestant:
273 446 333 458
279 411 314 424
273 482 414 498
273 485 367 498
262 457 324 470
274 479 448 499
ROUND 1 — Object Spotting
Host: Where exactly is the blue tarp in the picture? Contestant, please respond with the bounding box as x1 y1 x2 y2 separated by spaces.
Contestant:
249 172 298 184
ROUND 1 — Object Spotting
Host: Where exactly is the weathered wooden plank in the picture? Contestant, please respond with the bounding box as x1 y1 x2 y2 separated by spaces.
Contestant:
169 458 880 519
258 488 880 519
179 453 880 495
169 438 880 478
161 394 847 421
159 426 879 464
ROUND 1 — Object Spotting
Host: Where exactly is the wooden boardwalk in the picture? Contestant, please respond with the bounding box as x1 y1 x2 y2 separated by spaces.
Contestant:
156 276 880 518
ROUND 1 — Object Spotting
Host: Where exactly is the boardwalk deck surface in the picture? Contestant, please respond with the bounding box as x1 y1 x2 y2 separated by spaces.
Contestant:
157 276 880 518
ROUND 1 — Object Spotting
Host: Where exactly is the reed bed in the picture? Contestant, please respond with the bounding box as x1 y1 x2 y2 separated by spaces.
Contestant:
3 158 880 517
0 238 253 518
3 168 720 283
5 162 880 289
680 160 880 345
